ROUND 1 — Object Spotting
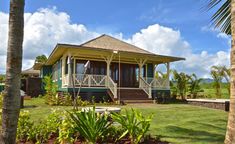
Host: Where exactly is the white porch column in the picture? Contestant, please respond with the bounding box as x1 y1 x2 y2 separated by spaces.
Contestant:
166 62 170 88
136 59 147 82
67 54 72 87
61 55 66 86
138 63 145 88
106 61 110 86
153 64 157 78
103 54 113 87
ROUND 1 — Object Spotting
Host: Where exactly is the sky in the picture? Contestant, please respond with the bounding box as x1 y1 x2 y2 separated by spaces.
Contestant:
0 0 230 78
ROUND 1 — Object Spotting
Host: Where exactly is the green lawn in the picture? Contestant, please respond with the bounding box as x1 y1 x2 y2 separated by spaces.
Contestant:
200 83 229 99
24 98 228 144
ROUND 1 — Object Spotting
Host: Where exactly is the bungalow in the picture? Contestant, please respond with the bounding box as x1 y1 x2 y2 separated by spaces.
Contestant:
35 34 184 103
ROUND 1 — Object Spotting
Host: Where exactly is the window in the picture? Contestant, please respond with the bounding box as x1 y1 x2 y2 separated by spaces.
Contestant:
65 56 68 74
76 63 85 74
52 62 59 81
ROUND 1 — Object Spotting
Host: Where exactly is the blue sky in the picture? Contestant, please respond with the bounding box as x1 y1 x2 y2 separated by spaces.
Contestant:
0 0 230 77
0 0 227 52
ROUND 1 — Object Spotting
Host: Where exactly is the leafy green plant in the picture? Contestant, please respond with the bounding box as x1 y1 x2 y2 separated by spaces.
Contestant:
46 109 63 134
43 75 58 105
68 107 111 143
188 74 203 98
17 111 34 142
112 109 153 144
43 75 58 96
58 113 77 143
171 70 190 100
210 67 223 98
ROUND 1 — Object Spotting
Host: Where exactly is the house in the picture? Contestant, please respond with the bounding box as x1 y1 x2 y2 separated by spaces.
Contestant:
36 34 185 103
21 67 42 97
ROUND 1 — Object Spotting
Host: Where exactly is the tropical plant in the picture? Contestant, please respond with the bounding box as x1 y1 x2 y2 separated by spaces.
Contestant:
43 75 58 96
221 66 231 95
210 66 223 98
17 111 33 142
207 0 235 142
68 107 111 143
42 75 58 105
45 109 63 135
58 113 77 143
112 109 153 144
171 70 190 100
188 74 203 98
1 0 25 143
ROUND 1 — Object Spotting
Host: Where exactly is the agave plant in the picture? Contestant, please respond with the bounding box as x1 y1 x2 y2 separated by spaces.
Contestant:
68 107 111 143
112 108 153 144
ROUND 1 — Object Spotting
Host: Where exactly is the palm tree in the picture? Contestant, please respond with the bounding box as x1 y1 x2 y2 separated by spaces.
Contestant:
207 0 235 143
188 74 203 98
171 70 189 100
210 67 223 98
221 66 231 95
1 0 25 143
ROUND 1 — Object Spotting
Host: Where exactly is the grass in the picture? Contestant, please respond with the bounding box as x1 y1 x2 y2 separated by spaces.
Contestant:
23 98 228 144
200 83 229 99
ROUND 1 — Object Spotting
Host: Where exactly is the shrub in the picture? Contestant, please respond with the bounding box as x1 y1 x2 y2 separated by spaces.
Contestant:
17 109 64 143
43 75 58 105
58 113 78 143
112 108 153 144
17 111 34 142
68 107 111 143
34 110 63 143
46 109 63 134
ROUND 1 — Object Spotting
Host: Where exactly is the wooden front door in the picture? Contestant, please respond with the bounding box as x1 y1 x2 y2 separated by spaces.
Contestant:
110 63 139 87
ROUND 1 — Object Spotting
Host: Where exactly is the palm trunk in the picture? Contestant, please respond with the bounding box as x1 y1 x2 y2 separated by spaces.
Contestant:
225 0 235 143
1 0 25 143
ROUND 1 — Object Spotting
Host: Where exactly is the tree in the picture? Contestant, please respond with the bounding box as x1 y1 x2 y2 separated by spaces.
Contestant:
35 55 47 64
207 0 235 143
210 67 223 98
212 65 231 95
221 66 231 95
1 0 25 143
188 74 203 98
171 70 190 100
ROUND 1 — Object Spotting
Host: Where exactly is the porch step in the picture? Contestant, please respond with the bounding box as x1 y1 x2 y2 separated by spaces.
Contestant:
119 88 150 100
107 88 152 102
122 99 154 103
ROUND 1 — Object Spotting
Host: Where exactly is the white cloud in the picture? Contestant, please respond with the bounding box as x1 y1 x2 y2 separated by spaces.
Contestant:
127 24 230 78
0 8 99 72
0 8 231 78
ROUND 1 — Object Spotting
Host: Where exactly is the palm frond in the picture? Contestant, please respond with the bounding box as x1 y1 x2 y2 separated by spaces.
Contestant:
207 0 231 35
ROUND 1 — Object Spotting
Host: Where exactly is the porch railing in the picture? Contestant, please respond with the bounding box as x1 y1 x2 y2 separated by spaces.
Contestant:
73 74 106 87
107 76 117 98
63 74 69 86
144 77 170 89
139 77 152 98
63 74 117 99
